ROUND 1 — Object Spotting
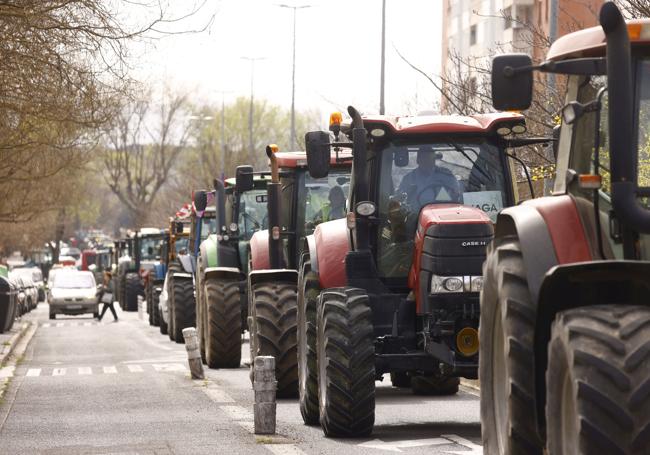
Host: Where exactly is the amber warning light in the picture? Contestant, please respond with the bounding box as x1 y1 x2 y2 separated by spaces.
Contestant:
329 112 342 127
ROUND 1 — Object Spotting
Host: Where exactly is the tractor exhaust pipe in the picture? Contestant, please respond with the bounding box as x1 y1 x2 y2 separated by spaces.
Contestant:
266 145 284 269
601 2 650 239
347 106 371 251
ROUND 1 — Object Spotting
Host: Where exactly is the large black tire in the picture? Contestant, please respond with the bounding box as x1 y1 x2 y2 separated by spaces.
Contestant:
546 305 650 455
171 277 195 344
124 273 142 312
205 277 241 368
250 281 298 398
317 287 375 438
297 259 320 425
479 236 543 454
411 375 459 395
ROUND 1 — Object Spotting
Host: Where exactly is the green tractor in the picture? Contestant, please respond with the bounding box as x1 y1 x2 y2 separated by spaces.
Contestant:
195 168 270 368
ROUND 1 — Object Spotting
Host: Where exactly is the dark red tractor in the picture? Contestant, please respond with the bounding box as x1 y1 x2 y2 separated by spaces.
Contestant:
480 3 650 454
300 109 541 436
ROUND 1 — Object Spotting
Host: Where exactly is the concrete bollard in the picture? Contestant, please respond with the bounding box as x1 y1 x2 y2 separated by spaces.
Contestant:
182 327 205 380
253 356 277 435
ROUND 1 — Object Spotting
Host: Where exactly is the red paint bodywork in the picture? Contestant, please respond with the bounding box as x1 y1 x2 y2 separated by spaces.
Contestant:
409 205 492 313
313 218 350 289
526 195 592 264
249 229 270 271
81 250 96 271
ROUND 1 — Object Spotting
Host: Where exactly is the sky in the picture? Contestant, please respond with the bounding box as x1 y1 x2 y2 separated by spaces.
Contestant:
127 0 444 126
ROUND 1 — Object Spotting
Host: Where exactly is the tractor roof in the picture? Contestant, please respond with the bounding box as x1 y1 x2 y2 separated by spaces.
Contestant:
358 112 524 136
224 174 271 188
547 19 650 61
275 150 353 169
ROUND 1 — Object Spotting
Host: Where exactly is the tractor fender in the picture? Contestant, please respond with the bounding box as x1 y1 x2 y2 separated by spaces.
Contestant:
312 218 350 289
177 254 194 274
199 235 219 269
204 266 243 282
249 269 298 288
249 229 270 271
494 195 592 304
532 260 650 433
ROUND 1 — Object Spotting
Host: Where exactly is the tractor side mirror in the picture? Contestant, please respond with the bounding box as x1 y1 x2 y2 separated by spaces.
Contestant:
305 131 331 179
175 222 184 234
194 191 208 212
492 54 533 111
236 165 254 192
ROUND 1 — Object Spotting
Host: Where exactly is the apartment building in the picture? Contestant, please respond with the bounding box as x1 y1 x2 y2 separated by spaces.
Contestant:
441 0 603 81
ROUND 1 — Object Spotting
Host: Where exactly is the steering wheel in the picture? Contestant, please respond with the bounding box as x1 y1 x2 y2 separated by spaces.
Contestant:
416 182 457 206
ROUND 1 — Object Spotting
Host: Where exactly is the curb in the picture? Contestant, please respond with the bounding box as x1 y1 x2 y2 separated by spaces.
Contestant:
460 378 480 393
0 322 31 366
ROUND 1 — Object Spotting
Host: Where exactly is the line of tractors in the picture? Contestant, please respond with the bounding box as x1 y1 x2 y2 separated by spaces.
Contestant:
111 4 650 453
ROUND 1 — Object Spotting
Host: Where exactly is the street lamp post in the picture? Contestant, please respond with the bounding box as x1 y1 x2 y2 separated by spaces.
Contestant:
278 3 311 151
241 56 265 162
380 0 386 115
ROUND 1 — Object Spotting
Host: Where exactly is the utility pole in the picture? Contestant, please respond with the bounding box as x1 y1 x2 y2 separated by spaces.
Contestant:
278 4 311 151
218 90 232 182
242 56 265 163
379 0 386 115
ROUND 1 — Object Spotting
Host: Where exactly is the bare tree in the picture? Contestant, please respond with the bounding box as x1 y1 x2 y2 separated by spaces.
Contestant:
102 90 192 228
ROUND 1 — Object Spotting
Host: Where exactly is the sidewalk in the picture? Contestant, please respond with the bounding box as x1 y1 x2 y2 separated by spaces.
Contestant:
0 305 40 365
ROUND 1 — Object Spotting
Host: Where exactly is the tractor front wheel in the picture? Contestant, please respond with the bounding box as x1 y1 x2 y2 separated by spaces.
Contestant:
205 277 242 368
317 287 375 438
250 281 298 398
546 305 650 455
124 273 142 312
297 260 320 425
479 236 543 455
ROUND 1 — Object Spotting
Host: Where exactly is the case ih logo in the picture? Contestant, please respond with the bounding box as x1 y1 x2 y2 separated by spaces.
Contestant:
462 240 487 247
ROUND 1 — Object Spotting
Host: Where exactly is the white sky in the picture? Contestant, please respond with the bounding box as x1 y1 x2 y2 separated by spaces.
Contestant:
129 0 443 125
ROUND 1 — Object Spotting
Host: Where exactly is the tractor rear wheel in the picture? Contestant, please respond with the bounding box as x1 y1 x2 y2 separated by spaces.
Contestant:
171 277 195 344
250 281 298 398
205 277 241 368
124 273 142 312
480 236 543 455
411 375 459 395
297 260 320 425
546 305 650 455
317 287 375 438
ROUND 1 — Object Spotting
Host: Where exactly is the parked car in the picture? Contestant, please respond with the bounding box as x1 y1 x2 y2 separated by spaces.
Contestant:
10 274 37 315
11 267 45 302
48 271 99 319
0 276 17 333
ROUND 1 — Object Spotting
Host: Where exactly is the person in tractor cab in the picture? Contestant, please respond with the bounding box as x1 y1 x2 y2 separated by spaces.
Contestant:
313 185 346 222
397 147 461 206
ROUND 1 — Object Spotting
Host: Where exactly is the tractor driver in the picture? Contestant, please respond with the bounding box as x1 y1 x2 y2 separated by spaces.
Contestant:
397 147 461 208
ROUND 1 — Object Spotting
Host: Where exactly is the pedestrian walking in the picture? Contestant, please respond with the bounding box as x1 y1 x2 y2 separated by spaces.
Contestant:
97 271 118 322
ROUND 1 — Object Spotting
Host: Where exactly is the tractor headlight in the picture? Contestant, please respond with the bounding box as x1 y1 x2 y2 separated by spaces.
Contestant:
356 201 376 217
430 275 464 294
470 276 484 292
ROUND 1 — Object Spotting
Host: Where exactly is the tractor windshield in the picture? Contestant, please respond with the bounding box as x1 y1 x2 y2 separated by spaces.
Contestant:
238 189 268 239
303 170 350 236
140 237 164 261
377 141 509 278
201 213 217 240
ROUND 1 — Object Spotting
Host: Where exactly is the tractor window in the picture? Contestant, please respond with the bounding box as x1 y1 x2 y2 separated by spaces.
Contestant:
201 214 216 240
303 171 350 236
175 237 189 255
140 237 164 261
637 60 650 198
238 189 268 240
377 142 508 278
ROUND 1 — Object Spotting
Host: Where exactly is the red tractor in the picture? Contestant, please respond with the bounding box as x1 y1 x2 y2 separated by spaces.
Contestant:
480 3 650 454
300 109 543 436
246 145 352 398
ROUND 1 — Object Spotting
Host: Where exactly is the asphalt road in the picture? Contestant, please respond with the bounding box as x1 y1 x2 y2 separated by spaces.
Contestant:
0 304 482 454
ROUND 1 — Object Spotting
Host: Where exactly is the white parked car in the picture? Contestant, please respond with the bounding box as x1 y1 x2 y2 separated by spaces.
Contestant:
49 271 99 319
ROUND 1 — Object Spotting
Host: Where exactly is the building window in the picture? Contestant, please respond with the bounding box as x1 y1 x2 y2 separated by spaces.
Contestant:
503 6 512 29
470 25 477 46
